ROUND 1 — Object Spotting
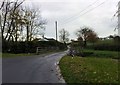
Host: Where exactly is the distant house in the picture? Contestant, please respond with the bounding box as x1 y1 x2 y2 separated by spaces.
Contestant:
33 37 56 42
38 38 49 41
44 37 56 41
38 35 56 41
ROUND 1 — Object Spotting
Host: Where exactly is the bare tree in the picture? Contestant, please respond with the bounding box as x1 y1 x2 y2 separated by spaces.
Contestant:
76 26 98 47
22 6 47 41
59 28 69 43
0 0 25 42
1 0 46 42
87 31 98 46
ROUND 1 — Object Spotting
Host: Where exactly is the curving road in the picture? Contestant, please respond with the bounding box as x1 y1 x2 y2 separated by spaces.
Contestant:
2 51 66 83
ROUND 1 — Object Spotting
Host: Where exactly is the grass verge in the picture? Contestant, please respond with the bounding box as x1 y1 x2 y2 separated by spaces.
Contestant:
0 53 2 57
83 49 119 59
2 50 65 58
2 53 35 58
59 56 118 84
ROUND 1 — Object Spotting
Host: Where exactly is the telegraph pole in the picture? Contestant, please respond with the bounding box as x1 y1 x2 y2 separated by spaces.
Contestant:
55 21 58 50
55 21 58 41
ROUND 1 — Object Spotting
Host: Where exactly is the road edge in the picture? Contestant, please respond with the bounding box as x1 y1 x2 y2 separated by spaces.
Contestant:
56 61 66 83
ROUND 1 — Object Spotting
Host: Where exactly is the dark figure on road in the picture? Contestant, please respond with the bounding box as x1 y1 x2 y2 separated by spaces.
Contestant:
68 47 75 57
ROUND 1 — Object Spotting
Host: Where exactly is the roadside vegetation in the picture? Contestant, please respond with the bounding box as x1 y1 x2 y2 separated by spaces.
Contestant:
2 53 35 58
59 56 118 84
83 49 119 59
0 53 2 57
2 50 65 58
59 27 119 84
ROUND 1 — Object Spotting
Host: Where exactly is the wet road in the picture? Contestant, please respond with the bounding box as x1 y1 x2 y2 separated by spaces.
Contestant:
2 52 66 83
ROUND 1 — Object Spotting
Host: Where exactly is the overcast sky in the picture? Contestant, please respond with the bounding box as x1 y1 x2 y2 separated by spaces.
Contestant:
16 0 120 40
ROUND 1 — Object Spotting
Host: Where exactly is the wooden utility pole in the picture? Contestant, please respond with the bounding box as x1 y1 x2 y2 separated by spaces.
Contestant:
55 21 58 41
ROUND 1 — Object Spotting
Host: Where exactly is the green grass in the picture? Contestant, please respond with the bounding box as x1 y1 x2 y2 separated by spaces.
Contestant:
83 49 119 59
2 53 35 58
2 50 65 58
96 39 114 45
0 53 2 57
59 56 118 84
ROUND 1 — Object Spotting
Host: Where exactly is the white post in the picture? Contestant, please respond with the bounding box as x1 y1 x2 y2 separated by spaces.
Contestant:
118 1 120 36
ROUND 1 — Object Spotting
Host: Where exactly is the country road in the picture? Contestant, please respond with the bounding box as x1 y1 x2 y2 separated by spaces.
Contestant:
2 51 67 84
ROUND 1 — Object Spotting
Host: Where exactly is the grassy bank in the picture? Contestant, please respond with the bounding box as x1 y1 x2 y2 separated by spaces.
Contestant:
59 56 118 84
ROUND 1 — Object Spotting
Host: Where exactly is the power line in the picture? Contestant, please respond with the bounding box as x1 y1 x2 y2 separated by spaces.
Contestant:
60 0 108 26
62 0 107 26
59 0 99 23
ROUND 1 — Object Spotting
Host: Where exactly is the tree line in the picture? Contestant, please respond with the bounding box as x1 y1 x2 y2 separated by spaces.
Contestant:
0 0 48 53
1 0 119 53
59 26 98 47
59 26 120 52
0 0 46 43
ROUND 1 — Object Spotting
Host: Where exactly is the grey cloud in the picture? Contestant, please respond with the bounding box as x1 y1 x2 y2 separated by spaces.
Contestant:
24 0 119 39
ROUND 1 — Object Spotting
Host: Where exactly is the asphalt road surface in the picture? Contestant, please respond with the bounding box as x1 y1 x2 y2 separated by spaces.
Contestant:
2 51 66 83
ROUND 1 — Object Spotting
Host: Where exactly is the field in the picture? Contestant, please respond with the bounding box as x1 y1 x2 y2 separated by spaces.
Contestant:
83 49 119 59
59 55 119 84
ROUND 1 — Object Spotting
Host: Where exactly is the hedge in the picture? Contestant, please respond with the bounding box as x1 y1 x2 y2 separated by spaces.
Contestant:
2 41 67 53
93 44 120 51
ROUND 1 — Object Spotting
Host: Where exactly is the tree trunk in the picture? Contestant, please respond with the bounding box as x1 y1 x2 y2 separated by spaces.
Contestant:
15 31 17 42
84 40 87 47
26 24 29 41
